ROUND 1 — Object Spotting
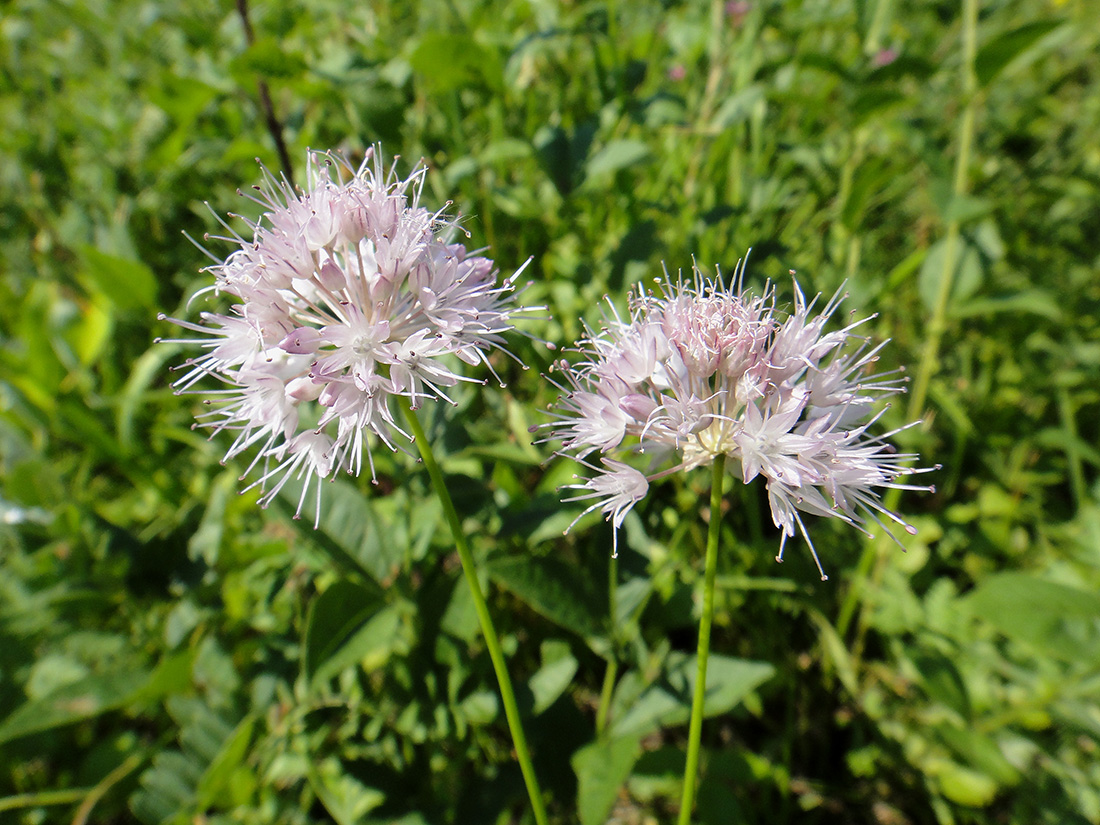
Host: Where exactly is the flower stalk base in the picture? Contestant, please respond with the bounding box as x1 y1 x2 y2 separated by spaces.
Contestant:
679 453 727 825
402 405 549 825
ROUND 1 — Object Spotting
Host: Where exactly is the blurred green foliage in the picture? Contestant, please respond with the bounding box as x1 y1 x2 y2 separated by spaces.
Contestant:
2 0 1099 823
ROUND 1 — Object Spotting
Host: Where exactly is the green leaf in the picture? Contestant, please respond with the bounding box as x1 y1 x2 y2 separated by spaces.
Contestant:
709 84 765 129
457 689 499 725
949 289 1062 321
302 579 393 690
410 32 501 94
196 715 257 808
188 469 236 566
840 155 890 229
964 572 1100 661
936 762 999 807
488 555 605 640
584 140 652 181
528 651 579 714
307 757 386 825
918 237 983 313
807 609 859 698
608 654 774 740
975 21 1064 88
67 293 114 366
941 194 994 224
231 37 309 80
572 735 642 825
850 88 907 125
0 667 151 745
913 652 970 719
936 725 1020 786
78 245 158 311
280 478 407 583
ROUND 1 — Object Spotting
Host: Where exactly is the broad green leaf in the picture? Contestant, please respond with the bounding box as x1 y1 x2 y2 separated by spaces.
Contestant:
231 37 308 80
457 689 499 725
188 469 236 566
942 194 994 224
807 609 860 698
131 651 196 706
975 21 1064 88
0 667 151 745
78 245 158 311
280 478 407 583
118 342 181 452
196 716 257 808
528 651 579 714
67 293 114 366
964 572 1100 661
709 84 764 129
936 725 1020 786
302 579 387 690
410 32 501 94
913 652 970 719
840 155 890 229
609 654 774 740
950 289 1062 321
572 735 642 825
584 140 652 181
488 555 605 640
936 762 999 807
918 236 983 313
850 88 907 125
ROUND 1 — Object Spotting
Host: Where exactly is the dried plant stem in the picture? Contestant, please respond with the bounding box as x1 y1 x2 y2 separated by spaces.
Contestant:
402 406 548 825
235 0 295 184
678 454 727 825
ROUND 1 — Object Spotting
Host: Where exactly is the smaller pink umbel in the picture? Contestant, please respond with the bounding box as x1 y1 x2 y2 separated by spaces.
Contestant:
159 147 531 524
535 256 936 574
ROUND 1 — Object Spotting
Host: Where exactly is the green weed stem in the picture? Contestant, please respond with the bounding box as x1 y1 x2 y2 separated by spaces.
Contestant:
402 406 549 825
907 0 979 422
0 788 89 813
837 0 979 642
678 454 727 825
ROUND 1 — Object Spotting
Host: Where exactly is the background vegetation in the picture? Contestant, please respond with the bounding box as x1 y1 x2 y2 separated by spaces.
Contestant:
2 0 1099 823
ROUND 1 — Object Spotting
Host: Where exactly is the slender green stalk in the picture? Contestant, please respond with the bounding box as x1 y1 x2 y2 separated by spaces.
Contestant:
1058 384 1087 509
596 552 619 735
907 0 979 422
0 788 90 813
678 454 727 825
837 0 979 641
72 752 145 825
402 405 549 825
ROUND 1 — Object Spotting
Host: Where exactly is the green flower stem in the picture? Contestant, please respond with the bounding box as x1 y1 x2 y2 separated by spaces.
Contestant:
678 453 727 825
402 405 549 825
596 553 619 735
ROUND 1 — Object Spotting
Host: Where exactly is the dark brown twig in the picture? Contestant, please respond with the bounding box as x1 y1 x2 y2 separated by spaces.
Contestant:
235 0 295 184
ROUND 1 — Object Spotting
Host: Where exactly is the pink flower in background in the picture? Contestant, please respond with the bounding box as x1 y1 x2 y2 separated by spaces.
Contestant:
161 148 530 523
872 48 899 67
537 258 934 574
725 1 751 24
668 64 687 82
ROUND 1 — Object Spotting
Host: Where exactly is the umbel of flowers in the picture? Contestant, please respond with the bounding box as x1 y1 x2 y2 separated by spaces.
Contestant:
160 148 529 523
539 259 934 575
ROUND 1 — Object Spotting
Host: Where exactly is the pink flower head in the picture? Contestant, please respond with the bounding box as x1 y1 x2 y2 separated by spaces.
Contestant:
160 148 532 524
535 256 935 578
